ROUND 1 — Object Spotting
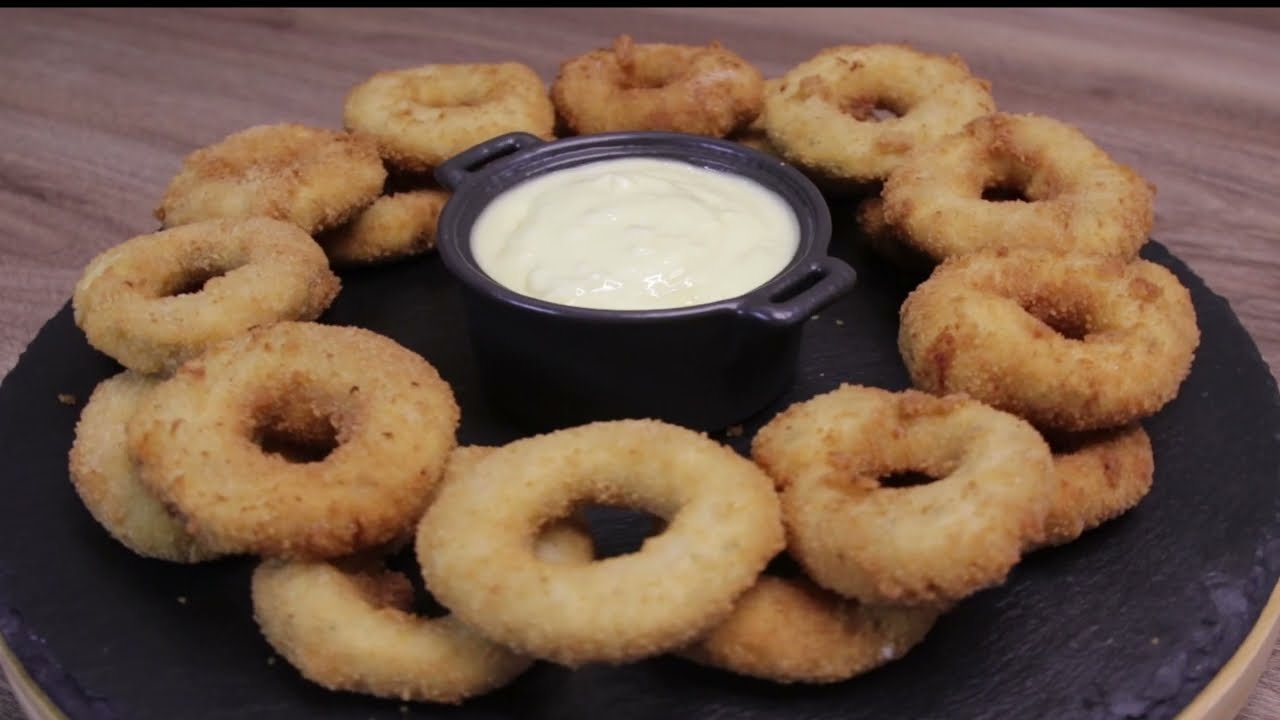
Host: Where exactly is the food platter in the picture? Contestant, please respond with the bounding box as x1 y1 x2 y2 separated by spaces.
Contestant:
0 207 1278 720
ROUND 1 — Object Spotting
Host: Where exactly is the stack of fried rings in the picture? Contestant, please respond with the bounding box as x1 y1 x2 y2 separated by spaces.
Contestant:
251 448 598 704
127 321 462 559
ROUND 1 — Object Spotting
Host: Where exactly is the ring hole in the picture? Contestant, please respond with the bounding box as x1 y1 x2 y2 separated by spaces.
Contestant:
980 156 1039 202
581 505 666 559
163 265 236 297
621 66 677 90
843 97 903 122
981 183 1031 203
252 404 340 464
1021 298 1092 341
879 470 938 488
1043 429 1107 456
380 550 451 619
407 82 494 109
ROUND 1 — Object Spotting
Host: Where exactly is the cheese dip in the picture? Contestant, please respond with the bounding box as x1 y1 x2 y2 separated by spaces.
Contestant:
469 157 800 310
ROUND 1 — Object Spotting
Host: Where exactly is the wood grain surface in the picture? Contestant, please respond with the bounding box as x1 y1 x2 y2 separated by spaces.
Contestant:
0 8 1276 720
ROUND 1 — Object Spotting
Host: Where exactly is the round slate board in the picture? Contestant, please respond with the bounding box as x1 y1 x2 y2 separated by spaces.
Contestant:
1 212 1278 720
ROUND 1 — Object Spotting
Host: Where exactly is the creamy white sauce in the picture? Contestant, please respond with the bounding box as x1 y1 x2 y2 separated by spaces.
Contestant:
469 157 800 310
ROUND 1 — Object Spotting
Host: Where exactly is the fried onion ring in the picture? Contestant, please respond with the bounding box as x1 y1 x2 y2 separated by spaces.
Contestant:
344 63 555 172
727 79 783 156
128 321 460 559
898 249 1200 431
753 385 1053 605
1035 425 1154 548
417 419 784 666
252 512 592 704
763 44 995 183
318 188 449 266
681 574 942 684
68 372 222 563
552 35 764 137
881 112 1156 261
155 123 386 234
854 195 934 274
72 217 340 375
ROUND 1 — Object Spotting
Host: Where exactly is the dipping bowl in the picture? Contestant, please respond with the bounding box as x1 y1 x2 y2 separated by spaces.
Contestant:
434 131 855 433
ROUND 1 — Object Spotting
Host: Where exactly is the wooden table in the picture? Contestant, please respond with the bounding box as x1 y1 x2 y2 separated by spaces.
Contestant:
1 8 1276 720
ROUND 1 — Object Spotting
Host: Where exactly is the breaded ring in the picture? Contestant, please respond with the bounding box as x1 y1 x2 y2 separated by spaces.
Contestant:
318 189 449 266
881 113 1156 261
156 123 386 234
417 419 784 667
251 519 593 703
1036 425 1154 548
854 195 934 274
681 575 942 684
344 63 555 172
68 371 222 563
898 249 1201 431
727 79 783 156
127 321 460 559
753 385 1054 605
72 218 340 375
436 444 597 562
763 44 995 183
552 35 764 137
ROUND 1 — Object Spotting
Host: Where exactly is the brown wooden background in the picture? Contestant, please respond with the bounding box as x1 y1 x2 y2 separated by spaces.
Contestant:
1 8 1277 719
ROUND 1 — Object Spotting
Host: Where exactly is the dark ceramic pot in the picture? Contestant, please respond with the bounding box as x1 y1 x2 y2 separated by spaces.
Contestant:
434 131 854 433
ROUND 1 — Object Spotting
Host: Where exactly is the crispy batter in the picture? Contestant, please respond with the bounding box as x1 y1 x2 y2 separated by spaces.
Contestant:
127 321 460 559
898 249 1200 431
681 575 942 683
72 218 340 375
252 497 592 705
252 565 518 703
319 189 449 266
727 79 783 156
881 113 1156 262
1035 424 1155 548
417 419 784 667
156 123 386 233
763 45 995 182
753 384 1054 605
344 63 555 172
68 371 222 563
855 195 934 274
552 35 764 137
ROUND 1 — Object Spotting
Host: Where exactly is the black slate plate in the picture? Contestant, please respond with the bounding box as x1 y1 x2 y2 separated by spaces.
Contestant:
1 214 1278 720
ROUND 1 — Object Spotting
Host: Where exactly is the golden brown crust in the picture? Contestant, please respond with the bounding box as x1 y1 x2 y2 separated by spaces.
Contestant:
156 123 386 234
763 44 996 182
344 63 555 172
681 575 942 683
727 79 781 156
854 195 935 274
318 189 449 266
753 384 1054 605
881 112 1156 261
417 419 784 667
552 35 764 137
68 372 223 563
127 321 460 559
72 217 341 375
252 559 532 703
1035 424 1155 548
898 249 1200 431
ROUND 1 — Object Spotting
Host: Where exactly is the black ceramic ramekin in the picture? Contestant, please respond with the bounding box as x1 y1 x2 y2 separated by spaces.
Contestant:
434 131 855 433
